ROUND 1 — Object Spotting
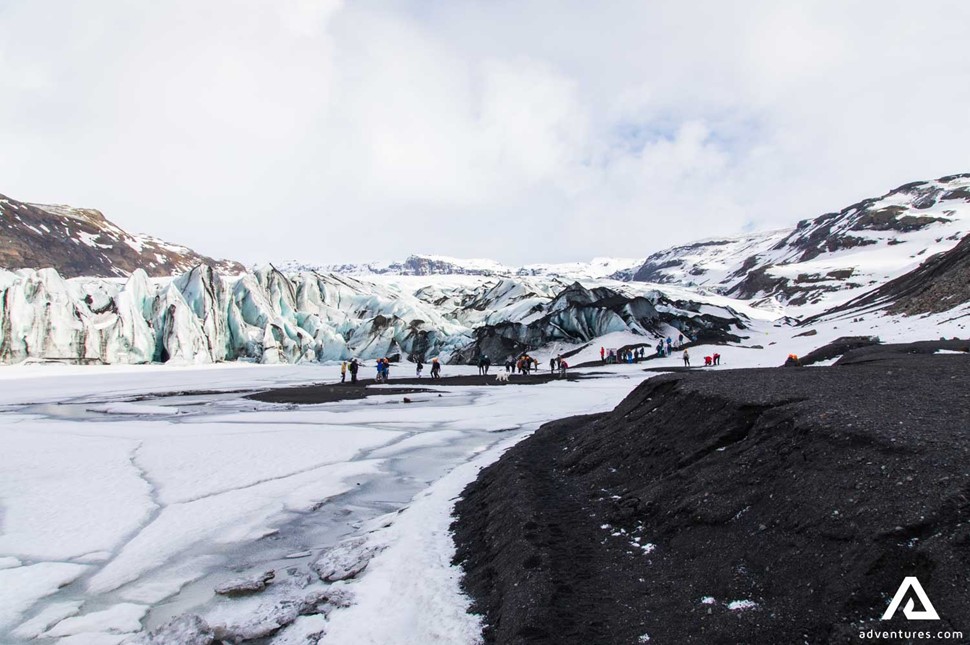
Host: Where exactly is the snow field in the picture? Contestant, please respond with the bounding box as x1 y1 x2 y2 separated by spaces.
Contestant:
0 361 652 643
0 305 965 642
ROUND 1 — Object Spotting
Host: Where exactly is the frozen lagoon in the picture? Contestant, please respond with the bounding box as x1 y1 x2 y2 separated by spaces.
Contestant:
0 362 649 644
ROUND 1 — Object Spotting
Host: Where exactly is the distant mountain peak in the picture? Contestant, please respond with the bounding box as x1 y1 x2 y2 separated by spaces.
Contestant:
628 173 970 314
0 193 244 278
274 254 645 281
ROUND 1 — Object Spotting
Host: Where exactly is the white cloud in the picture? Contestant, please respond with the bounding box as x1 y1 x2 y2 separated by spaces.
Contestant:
0 0 968 265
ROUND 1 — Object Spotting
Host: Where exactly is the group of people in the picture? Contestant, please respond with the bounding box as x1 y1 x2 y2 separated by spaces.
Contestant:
506 354 540 374
414 357 442 378
681 350 721 367
339 358 361 383
338 356 442 383
656 334 688 357
603 347 645 364
599 333 691 365
338 335 723 385
549 355 569 377
374 357 392 382
477 354 492 375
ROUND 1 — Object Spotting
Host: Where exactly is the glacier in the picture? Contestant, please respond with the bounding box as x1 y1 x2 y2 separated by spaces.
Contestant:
0 265 760 366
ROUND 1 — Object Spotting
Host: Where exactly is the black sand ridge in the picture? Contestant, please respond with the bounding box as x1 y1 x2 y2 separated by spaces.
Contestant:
247 371 584 405
452 340 970 644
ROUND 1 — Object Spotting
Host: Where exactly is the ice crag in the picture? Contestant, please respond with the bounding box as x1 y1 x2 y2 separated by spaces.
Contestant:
0 265 754 365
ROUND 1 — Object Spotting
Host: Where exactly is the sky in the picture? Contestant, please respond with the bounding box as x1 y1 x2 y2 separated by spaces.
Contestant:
1 0 969 267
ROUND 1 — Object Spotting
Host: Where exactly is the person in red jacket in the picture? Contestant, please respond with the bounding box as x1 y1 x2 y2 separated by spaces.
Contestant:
600 347 605 362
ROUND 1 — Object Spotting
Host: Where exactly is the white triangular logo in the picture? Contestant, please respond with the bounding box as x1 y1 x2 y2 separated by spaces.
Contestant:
882 577 940 620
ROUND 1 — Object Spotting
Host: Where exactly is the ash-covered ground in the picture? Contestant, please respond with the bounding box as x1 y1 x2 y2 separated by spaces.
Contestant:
452 343 970 644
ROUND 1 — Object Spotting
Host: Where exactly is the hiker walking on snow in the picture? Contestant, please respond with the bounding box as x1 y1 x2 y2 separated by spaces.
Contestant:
430 358 441 379
340 361 347 383
600 347 605 362
683 349 690 367
349 358 359 384
549 358 556 374
559 359 568 379
416 359 424 378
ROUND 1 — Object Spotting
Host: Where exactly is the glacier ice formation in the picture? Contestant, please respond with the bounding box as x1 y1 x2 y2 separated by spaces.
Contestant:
0 265 750 365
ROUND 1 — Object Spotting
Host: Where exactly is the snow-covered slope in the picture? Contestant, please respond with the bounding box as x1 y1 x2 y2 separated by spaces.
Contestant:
276 254 644 281
0 266 761 366
631 230 790 287
726 174 970 311
0 193 243 278
630 173 970 315
806 231 970 322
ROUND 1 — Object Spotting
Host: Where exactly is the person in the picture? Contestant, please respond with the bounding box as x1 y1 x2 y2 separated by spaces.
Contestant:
376 359 385 383
431 357 441 378
549 357 556 374
713 352 721 366
556 354 562 370
666 337 673 355
483 354 491 375
349 358 359 384
678 333 684 348
559 359 568 378
416 359 424 377
704 355 712 366
657 341 664 358
505 359 512 373
600 346 605 362
683 349 690 367
477 356 486 376
340 360 347 383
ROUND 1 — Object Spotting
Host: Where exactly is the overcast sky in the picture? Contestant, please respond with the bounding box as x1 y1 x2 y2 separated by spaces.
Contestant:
2 1 969 266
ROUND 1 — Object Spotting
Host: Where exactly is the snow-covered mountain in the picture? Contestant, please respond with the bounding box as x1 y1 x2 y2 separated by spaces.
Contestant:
0 193 244 278
630 174 970 314
3 173 970 367
810 230 970 321
631 229 791 287
276 254 644 281
0 266 762 366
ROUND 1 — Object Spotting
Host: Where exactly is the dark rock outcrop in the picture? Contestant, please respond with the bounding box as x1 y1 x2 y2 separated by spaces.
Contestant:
454 283 744 363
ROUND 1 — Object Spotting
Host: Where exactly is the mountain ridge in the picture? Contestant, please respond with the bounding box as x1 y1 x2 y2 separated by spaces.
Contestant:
274 255 644 281
0 193 244 278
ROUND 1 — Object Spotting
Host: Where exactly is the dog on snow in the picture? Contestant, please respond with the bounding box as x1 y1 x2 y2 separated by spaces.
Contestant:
495 371 510 383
